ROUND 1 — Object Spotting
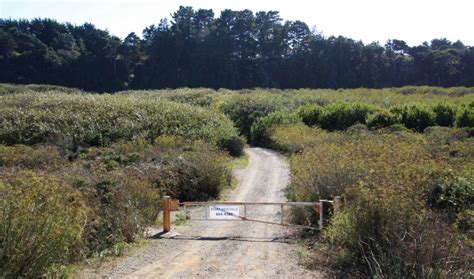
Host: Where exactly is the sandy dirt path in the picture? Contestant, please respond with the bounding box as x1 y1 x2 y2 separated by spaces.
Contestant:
79 147 323 278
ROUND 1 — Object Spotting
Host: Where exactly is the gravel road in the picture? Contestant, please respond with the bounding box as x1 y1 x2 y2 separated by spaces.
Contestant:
78 147 323 278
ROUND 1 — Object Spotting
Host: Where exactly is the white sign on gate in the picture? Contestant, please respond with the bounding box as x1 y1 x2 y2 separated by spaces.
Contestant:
208 205 240 220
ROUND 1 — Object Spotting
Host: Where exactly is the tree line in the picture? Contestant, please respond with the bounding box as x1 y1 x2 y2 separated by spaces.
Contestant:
1 6 474 92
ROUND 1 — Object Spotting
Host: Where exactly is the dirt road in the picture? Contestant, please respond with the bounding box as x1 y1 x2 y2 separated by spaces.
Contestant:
79 147 323 278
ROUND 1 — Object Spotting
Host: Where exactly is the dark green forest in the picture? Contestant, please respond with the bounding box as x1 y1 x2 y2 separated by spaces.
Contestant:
1 6 474 92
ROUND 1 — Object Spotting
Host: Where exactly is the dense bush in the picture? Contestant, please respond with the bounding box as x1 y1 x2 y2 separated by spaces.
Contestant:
156 142 232 200
282 128 473 276
457 107 474 127
288 131 428 201
327 168 473 277
0 173 88 277
270 123 473 275
69 168 161 254
417 129 467 158
327 186 472 277
218 93 291 139
366 109 401 129
391 105 436 131
250 111 301 146
268 124 326 153
428 170 474 222
0 88 242 276
433 103 457 126
297 104 324 126
3 85 472 137
0 93 241 152
141 88 218 107
0 144 63 169
1 84 473 276
62 138 231 254
0 137 233 276
219 135 246 157
319 102 375 131
0 83 83 95
295 100 470 131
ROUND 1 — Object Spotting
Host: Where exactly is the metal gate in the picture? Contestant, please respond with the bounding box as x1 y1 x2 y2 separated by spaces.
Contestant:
161 196 338 233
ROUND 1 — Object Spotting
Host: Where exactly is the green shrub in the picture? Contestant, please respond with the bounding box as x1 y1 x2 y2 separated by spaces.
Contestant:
76 139 232 253
433 103 457 127
428 170 474 221
327 186 471 277
73 169 161 254
76 138 231 201
0 173 87 277
456 209 474 233
0 138 233 265
285 127 473 276
153 134 187 148
422 127 474 170
327 186 418 276
0 83 83 95
268 124 326 154
386 123 409 132
319 102 376 131
219 135 246 157
465 100 474 109
297 104 324 126
457 108 474 127
0 144 63 169
218 93 291 139
425 131 474 163
424 126 470 147
0 93 240 150
170 143 232 200
250 111 301 146
288 131 428 203
146 88 218 107
406 105 436 131
367 109 401 129
72 140 226 254
64 141 163 254
391 105 436 131
147 141 232 201
345 123 369 133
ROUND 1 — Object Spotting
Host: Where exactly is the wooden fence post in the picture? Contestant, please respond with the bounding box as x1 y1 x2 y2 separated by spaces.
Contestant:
319 201 324 231
163 196 171 233
333 196 341 213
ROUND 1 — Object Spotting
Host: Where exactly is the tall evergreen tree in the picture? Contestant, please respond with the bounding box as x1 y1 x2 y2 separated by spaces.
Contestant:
1 9 473 91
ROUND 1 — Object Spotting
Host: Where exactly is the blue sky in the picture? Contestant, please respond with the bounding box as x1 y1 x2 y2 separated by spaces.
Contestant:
1 0 473 46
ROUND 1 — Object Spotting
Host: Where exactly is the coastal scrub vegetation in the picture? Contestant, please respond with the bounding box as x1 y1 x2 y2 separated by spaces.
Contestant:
0 84 473 277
